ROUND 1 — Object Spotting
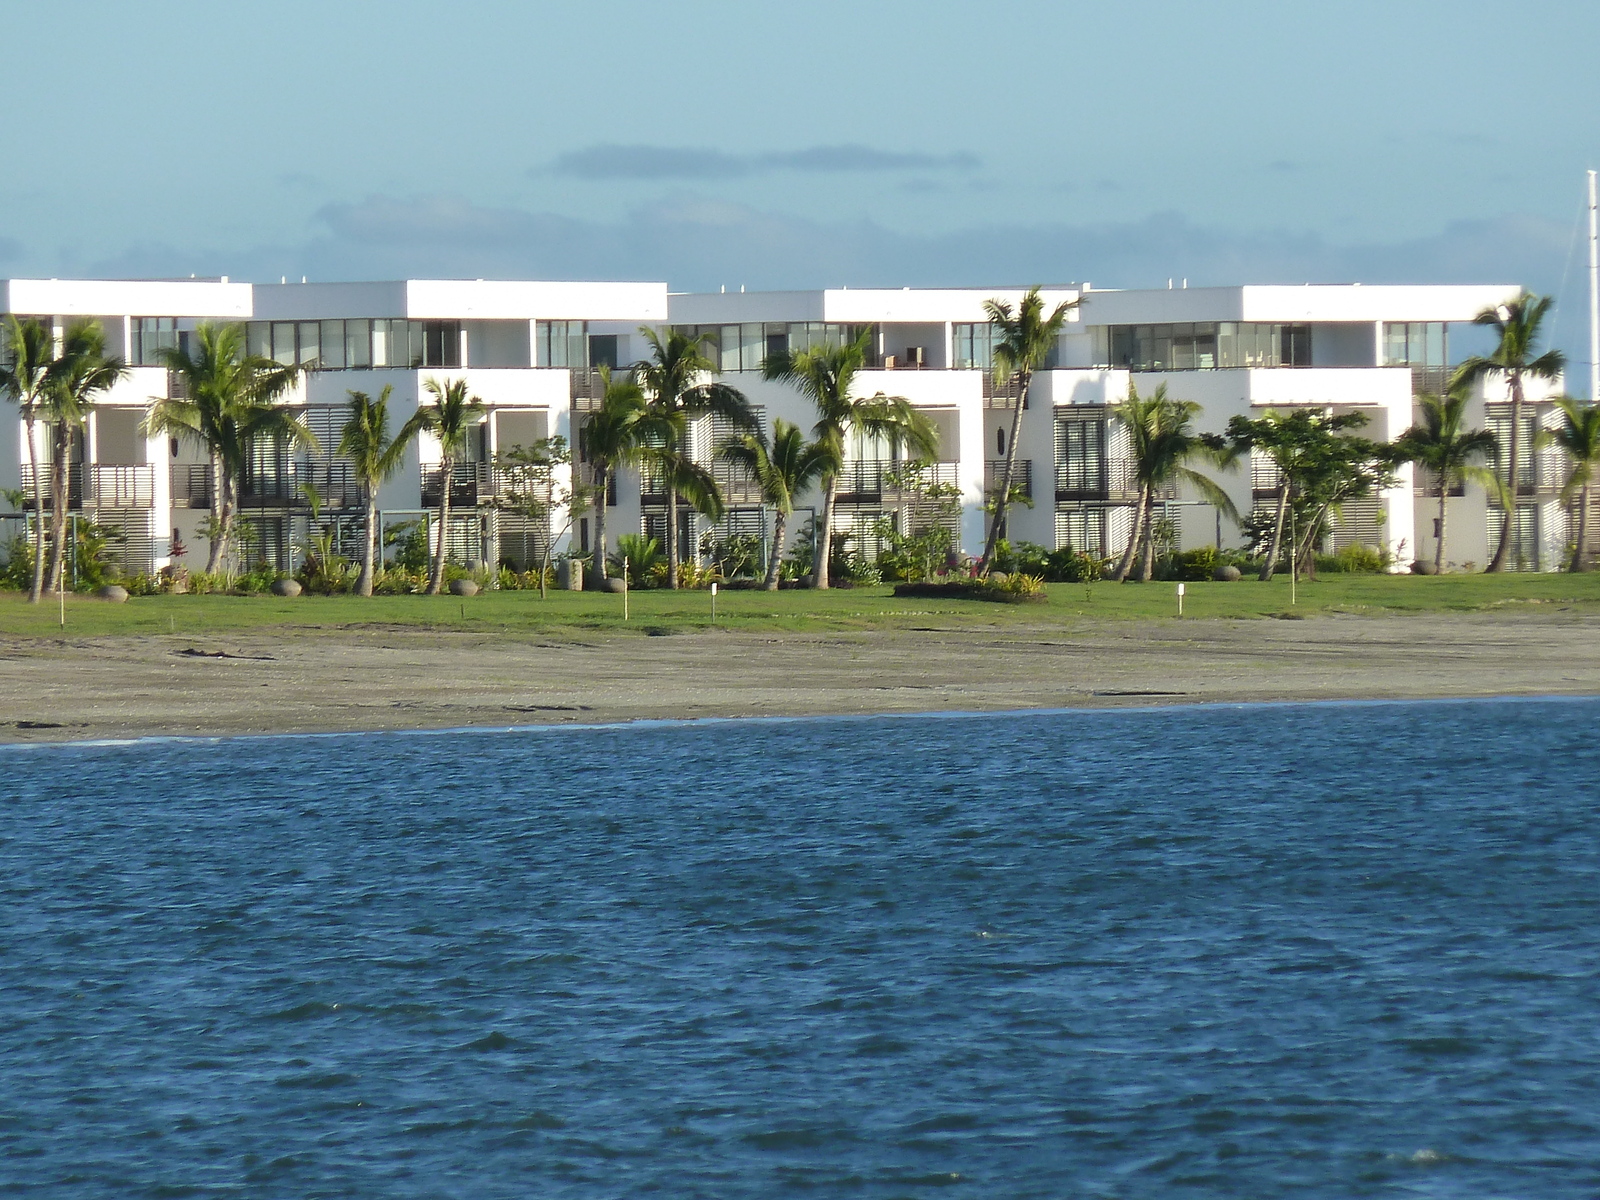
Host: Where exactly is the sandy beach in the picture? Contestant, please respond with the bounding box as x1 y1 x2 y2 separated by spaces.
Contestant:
1 610 1597 743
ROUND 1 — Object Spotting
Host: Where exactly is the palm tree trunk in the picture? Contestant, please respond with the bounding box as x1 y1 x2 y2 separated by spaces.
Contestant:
428 454 452 594
357 489 377 596
218 471 238 578
1258 482 1290 581
764 510 785 590
1299 506 1327 581
592 464 609 585
666 486 680 590
204 450 225 574
25 415 45 603
978 371 1031 574
1487 374 1522 572
45 423 71 595
813 474 839 589
1136 497 1158 582
1572 483 1590 573
1111 485 1148 582
1435 471 1448 574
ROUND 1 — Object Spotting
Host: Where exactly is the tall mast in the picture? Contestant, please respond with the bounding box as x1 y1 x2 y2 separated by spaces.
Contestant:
1589 169 1598 403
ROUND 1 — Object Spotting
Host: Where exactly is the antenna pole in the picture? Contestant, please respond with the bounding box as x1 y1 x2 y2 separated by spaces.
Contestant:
1589 169 1598 403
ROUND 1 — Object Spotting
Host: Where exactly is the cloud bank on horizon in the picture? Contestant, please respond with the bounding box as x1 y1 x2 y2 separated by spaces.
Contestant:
543 144 980 180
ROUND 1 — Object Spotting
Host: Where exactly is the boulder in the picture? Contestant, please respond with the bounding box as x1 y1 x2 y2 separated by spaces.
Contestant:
270 578 302 597
603 576 627 594
449 579 480 597
1411 560 1439 576
1212 564 1242 582
95 584 128 603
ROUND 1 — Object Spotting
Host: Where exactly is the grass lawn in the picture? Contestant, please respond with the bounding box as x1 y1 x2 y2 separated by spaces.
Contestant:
2 572 1599 639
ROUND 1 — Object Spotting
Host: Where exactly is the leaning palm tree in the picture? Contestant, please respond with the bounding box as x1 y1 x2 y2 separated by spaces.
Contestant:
1451 293 1565 572
1108 382 1236 582
145 322 310 573
763 327 937 588
1537 397 1600 572
577 367 668 587
413 377 486 594
978 287 1078 574
338 385 427 596
1 316 58 601
1395 389 1501 574
632 328 755 588
719 418 833 589
40 322 127 595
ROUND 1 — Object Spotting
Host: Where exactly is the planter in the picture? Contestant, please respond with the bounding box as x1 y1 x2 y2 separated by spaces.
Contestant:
449 579 480 597
557 560 583 591
270 578 302 597
1212 565 1243 582
95 584 128 603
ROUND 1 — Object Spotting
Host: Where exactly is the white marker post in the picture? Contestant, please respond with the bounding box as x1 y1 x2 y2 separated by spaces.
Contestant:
710 581 717 624
622 557 629 622
1176 581 1185 617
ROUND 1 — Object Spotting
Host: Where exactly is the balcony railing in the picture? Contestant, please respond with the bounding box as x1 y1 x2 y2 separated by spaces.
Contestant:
982 373 1026 408
421 462 541 507
19 464 156 509
171 463 365 509
834 460 957 502
1054 459 1155 501
984 458 1032 499
569 368 607 410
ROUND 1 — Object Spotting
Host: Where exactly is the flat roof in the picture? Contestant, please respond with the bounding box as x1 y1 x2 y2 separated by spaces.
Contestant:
1 278 253 318
251 279 668 322
669 287 1083 326
1077 284 1523 325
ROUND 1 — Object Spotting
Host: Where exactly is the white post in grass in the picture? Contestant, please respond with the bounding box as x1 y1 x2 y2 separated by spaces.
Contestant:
622 556 629 622
710 581 717 624
1176 581 1185 617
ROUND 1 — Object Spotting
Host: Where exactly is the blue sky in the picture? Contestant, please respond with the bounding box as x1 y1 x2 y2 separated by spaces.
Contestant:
3 0 1598 351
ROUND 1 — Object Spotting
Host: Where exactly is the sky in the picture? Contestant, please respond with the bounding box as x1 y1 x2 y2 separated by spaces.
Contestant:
2 0 1599 358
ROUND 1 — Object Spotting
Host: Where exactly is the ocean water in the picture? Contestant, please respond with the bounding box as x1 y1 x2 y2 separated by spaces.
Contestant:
3 700 1599 1199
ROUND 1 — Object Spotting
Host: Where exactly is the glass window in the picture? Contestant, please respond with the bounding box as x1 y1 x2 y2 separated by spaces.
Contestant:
319 320 345 370
297 321 320 367
246 322 270 360
536 320 587 368
346 320 371 369
588 334 618 371
132 317 180 366
270 323 297 366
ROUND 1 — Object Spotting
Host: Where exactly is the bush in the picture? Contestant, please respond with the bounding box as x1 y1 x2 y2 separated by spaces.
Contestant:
1170 546 1220 582
1324 543 1390 574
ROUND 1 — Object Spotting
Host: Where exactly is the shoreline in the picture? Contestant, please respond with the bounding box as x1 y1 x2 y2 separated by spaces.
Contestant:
3 610 1598 745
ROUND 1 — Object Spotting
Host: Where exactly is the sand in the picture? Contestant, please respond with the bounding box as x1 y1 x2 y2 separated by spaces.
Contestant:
1 611 1597 743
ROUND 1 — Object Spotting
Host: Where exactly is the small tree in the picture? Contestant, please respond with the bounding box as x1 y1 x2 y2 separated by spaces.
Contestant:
718 418 831 590
338 385 426 596
1537 397 1600 572
496 436 592 599
978 287 1078 574
875 460 964 582
1225 408 1374 581
413 377 486 594
1396 389 1500 574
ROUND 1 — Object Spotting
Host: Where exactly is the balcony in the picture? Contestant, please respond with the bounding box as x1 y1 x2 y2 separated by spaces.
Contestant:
420 462 539 508
171 463 366 510
569 368 607 411
19 464 156 509
834 460 957 503
1054 459 1159 502
984 459 1032 500
982 373 1026 409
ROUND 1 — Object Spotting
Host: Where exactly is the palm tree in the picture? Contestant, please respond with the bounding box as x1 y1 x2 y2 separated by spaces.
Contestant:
632 328 755 589
1108 382 1236 582
763 327 937 588
719 418 832 589
978 287 1078 574
40 322 127 595
577 367 668 587
413 377 486 594
338 385 426 596
1396 389 1500 574
145 322 311 574
1 316 57 601
1537 397 1600 572
1451 293 1565 572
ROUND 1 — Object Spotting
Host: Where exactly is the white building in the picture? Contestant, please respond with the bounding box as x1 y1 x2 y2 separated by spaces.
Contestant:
1 275 1579 582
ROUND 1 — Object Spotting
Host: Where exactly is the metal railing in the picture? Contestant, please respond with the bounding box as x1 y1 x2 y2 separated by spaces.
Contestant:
984 458 1032 499
1054 459 1154 501
982 374 1026 408
833 459 957 500
18 464 156 509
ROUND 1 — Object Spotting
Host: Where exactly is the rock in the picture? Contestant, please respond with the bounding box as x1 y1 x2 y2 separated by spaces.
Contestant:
1212 564 1242 582
95 584 128 603
1411 560 1439 575
270 578 302 597
988 572 1009 584
603 576 627 593
557 559 583 591
449 579 480 597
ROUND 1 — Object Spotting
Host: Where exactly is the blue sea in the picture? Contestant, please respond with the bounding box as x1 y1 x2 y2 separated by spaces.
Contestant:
3 699 1599 1198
